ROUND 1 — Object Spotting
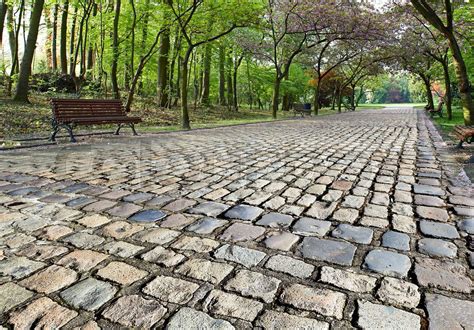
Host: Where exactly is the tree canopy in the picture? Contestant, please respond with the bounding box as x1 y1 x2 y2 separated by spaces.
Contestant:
1 0 473 126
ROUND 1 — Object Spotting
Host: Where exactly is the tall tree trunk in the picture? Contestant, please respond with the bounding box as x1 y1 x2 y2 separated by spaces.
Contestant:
226 54 233 110
200 43 211 105
218 45 226 105
181 49 192 129
51 3 58 71
157 26 170 107
6 4 20 96
282 72 290 111
313 80 321 115
60 0 68 74
0 1 7 46
233 55 243 111
68 6 77 76
420 73 434 110
447 35 473 125
138 0 150 93
13 0 45 102
272 76 281 119
44 7 53 70
111 0 121 99
337 89 343 113
246 58 253 109
441 60 452 120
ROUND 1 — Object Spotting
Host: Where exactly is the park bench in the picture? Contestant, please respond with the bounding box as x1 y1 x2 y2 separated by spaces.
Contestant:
293 103 311 117
454 125 474 148
427 101 444 118
50 98 141 142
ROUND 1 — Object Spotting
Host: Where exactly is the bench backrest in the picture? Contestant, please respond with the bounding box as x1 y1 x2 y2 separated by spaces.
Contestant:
293 103 310 111
51 99 125 122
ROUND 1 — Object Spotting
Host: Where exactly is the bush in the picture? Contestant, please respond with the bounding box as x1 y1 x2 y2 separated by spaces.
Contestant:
30 73 76 93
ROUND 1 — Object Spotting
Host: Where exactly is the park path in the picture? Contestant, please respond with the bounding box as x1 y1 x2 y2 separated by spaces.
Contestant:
0 108 472 329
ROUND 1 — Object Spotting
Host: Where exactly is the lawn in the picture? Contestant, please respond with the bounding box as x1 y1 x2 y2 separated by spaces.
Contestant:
430 105 464 135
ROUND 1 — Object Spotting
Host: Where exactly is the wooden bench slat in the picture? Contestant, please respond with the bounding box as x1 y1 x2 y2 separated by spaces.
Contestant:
50 98 142 142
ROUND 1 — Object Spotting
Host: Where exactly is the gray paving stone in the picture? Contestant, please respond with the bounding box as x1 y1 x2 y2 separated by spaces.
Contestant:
357 300 420 329
0 256 45 279
363 249 411 277
280 284 346 319
425 294 474 330
102 295 167 328
220 223 265 242
60 277 117 311
331 224 373 244
63 232 105 249
457 218 474 234
414 258 471 293
106 202 142 218
203 289 263 322
186 217 227 234
188 202 230 217
225 270 280 303
377 277 420 309
129 209 167 222
418 238 457 258
256 212 293 228
167 307 234 330
0 282 34 313
143 275 199 304
102 240 144 258
176 258 233 284
257 310 329 329
300 237 356 266
8 297 78 329
419 221 459 239
214 244 266 268
416 206 449 222
224 204 263 221
141 246 185 267
413 184 444 196
332 208 359 223
320 266 377 293
264 232 299 251
265 254 314 278
382 231 410 251
292 217 331 236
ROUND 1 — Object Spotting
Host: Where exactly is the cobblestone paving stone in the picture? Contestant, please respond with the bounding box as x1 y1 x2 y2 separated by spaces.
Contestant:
0 108 472 328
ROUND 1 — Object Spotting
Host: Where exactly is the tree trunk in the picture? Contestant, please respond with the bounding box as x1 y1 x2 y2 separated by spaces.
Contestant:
226 52 233 109
233 55 243 111
272 76 281 119
111 0 121 99
0 2 7 46
68 6 78 76
441 60 452 120
181 49 192 129
13 0 45 102
337 89 343 113
157 26 170 107
51 3 58 71
447 35 473 125
218 45 226 105
200 43 211 105
282 72 290 111
44 7 53 70
420 73 434 110
60 0 68 74
313 81 321 115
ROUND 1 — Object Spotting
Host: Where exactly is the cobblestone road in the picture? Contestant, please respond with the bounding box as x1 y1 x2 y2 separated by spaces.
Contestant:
0 108 472 329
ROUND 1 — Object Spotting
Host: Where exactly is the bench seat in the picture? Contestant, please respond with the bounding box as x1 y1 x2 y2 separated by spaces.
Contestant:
454 125 474 148
50 98 142 142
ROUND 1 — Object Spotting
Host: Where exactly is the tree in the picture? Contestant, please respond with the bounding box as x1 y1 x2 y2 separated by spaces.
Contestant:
111 0 121 99
13 0 45 102
60 0 69 74
410 0 474 125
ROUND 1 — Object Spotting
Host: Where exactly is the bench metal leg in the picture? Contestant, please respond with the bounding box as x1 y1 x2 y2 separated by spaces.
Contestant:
456 140 464 149
64 124 77 143
130 123 138 136
115 124 123 135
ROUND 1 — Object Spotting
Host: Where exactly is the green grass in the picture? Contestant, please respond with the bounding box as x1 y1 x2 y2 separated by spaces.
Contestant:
431 106 465 134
